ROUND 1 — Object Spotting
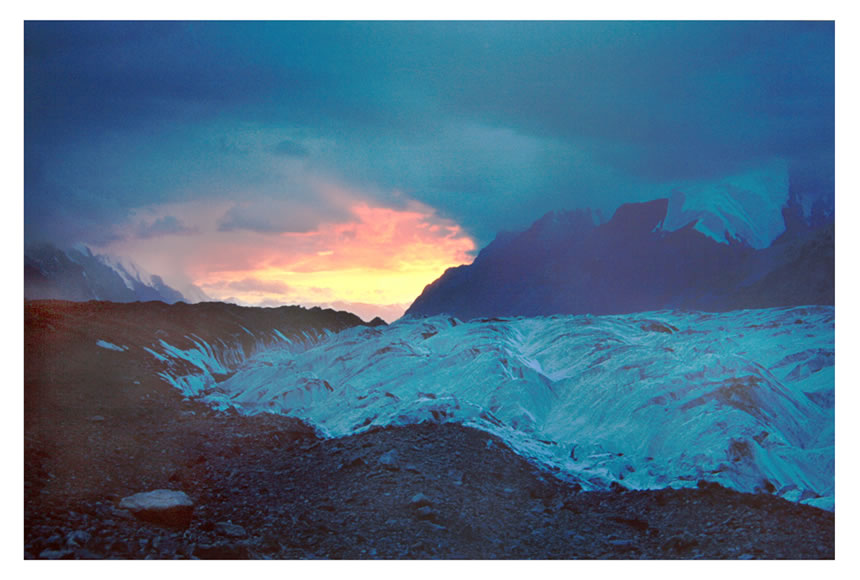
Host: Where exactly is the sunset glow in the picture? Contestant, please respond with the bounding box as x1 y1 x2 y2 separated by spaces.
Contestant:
199 202 475 314
27 21 834 324
97 192 476 322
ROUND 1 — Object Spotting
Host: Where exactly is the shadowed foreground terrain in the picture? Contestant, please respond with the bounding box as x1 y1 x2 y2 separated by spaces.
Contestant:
24 301 834 559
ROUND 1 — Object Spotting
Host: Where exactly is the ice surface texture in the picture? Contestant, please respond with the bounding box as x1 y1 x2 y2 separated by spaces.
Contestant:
151 307 834 510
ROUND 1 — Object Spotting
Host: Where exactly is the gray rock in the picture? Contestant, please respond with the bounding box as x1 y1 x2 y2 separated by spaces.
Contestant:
409 493 432 508
415 506 436 520
608 539 636 548
378 449 400 468
45 533 63 548
215 521 247 538
66 530 91 548
118 489 194 528
422 522 447 531
39 549 75 559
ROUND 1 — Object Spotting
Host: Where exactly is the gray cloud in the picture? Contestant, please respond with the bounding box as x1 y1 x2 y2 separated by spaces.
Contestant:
216 198 354 235
136 215 198 239
25 21 834 250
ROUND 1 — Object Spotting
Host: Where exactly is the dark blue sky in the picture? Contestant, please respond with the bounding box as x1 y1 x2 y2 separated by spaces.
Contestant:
25 21 834 250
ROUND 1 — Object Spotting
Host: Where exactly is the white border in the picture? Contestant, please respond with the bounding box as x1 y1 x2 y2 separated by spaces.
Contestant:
7 4 856 578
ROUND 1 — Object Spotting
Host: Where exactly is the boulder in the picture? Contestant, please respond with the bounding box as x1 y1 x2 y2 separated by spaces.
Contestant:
415 506 437 521
409 493 432 508
215 521 247 538
378 449 400 469
66 530 91 548
118 489 194 528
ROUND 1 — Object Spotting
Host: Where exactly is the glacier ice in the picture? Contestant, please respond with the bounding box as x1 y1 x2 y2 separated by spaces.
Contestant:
96 339 128 352
662 161 790 249
153 307 835 510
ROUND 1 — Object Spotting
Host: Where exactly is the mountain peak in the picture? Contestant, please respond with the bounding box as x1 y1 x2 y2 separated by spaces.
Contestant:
25 244 191 304
520 208 597 247
405 197 833 320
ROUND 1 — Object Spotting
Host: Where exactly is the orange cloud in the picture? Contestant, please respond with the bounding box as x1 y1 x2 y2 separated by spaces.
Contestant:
97 187 476 322
208 201 476 316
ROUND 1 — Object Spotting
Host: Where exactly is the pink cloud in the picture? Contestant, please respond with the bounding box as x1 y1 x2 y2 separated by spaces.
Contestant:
95 181 476 321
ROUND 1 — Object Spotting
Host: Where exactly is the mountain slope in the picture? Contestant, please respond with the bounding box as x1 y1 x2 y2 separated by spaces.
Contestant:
24 244 195 304
405 198 833 320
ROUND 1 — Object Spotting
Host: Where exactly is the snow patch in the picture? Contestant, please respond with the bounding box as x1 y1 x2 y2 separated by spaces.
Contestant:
663 161 789 248
96 340 127 352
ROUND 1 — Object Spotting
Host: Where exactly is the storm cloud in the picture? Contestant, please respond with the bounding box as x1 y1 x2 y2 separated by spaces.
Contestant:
25 21 833 249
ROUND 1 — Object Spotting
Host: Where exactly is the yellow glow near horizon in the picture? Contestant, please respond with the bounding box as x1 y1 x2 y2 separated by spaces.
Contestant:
95 191 477 321
194 201 476 317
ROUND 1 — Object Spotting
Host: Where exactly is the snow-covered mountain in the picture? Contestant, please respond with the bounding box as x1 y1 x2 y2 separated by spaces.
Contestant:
662 164 790 249
405 196 833 320
661 164 834 249
149 306 834 511
24 244 203 304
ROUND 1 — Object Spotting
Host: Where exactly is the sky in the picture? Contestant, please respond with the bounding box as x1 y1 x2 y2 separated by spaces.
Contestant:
24 21 835 321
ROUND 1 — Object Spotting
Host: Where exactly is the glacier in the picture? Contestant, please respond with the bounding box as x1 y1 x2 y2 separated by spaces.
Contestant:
151 306 835 511
662 161 789 249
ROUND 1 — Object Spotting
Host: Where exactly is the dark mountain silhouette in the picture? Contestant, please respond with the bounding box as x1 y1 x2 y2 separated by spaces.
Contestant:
25 244 191 304
405 198 833 320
